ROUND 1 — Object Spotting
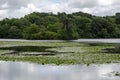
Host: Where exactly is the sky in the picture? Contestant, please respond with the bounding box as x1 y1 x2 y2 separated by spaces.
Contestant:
0 0 120 20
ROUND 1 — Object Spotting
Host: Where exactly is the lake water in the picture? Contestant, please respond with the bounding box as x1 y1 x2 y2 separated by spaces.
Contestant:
73 39 120 43
0 61 120 80
0 39 120 43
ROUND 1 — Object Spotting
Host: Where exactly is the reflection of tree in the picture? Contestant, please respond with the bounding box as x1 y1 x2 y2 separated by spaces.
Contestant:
0 46 75 56
103 46 120 53
0 46 56 56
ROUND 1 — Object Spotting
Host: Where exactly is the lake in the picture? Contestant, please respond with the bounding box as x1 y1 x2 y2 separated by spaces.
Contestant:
0 61 120 80
74 39 120 43
0 39 120 43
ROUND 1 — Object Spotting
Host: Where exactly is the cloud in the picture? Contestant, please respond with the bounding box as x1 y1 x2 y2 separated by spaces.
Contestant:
0 0 41 19
68 0 98 8
0 0 38 9
0 0 120 20
68 0 120 16
8 3 41 18
0 10 8 19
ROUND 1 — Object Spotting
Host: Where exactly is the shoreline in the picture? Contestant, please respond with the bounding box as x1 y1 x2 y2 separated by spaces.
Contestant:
0 39 120 43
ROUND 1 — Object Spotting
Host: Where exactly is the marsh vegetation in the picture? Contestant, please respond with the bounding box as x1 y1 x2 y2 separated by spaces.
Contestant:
0 41 120 64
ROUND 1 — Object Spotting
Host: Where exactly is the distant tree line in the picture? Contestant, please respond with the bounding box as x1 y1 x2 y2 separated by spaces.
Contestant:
0 11 120 40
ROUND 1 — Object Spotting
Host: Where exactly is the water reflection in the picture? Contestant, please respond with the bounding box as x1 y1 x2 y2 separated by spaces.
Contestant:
74 39 120 43
0 46 56 56
103 46 120 53
0 61 120 80
0 46 75 56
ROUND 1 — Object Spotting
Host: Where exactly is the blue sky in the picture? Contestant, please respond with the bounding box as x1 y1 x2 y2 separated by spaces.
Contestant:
0 0 120 20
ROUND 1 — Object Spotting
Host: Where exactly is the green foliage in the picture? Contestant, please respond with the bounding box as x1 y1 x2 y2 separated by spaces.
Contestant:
0 24 10 38
23 24 41 39
74 17 92 38
8 26 22 38
90 17 116 38
0 11 120 39
115 13 120 24
44 31 58 39
0 41 120 64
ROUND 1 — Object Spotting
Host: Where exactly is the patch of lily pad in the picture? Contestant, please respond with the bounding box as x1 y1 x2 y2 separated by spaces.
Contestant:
0 41 120 65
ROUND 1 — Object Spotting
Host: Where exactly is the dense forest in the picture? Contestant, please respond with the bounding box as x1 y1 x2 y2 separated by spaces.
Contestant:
0 11 120 40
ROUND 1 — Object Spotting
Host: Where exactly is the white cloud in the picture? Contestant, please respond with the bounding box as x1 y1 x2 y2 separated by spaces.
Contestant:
0 10 8 20
1 2 9 9
97 0 113 6
9 3 41 18
67 0 120 16
0 0 120 19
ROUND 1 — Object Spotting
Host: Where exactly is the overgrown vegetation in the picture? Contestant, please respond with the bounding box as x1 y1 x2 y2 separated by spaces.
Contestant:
0 41 120 64
0 12 120 40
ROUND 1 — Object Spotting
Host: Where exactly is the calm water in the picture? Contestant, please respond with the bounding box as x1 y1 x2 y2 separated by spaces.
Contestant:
0 61 120 80
0 39 120 43
73 39 120 43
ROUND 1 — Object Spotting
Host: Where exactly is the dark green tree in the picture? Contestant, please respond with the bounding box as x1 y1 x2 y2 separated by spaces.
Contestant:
23 24 41 39
8 26 22 38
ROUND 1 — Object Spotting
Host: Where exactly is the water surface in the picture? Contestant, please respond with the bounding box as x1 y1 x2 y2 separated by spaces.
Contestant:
0 61 120 80
0 39 120 43
74 39 120 43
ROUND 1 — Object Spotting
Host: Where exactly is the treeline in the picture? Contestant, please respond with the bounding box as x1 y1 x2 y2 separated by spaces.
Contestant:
0 12 120 40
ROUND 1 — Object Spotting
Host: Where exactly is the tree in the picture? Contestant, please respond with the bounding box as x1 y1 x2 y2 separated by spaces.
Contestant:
115 13 120 24
0 11 120 39
74 17 91 38
0 24 10 38
8 26 22 38
47 22 63 32
90 17 115 38
44 31 58 39
23 24 40 39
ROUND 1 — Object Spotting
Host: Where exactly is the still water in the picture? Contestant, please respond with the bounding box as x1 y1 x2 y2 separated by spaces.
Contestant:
0 61 120 80
0 39 120 43
73 39 120 43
